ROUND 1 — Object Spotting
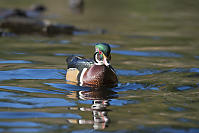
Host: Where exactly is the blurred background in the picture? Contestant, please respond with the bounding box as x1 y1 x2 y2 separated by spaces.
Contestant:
0 0 199 133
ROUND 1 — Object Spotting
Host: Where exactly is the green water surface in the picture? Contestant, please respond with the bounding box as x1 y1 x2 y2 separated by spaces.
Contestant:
0 0 199 133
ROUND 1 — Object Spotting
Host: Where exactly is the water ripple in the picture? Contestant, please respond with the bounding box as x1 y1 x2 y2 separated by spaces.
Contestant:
0 91 20 99
169 107 185 112
128 35 161 40
0 97 76 108
115 83 159 92
195 56 199 59
71 129 127 133
136 126 199 133
0 102 32 108
34 40 70 45
0 112 81 119
6 128 44 133
0 86 61 94
176 86 194 91
54 53 83 56
45 83 90 91
0 69 65 81
0 60 32 64
110 99 139 106
0 121 42 127
112 50 182 57
117 69 162 76
117 68 199 77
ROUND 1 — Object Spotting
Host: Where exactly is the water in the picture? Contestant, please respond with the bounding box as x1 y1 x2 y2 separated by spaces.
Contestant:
0 0 199 133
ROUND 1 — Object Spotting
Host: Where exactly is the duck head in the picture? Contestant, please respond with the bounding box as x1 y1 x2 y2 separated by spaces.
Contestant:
94 43 111 66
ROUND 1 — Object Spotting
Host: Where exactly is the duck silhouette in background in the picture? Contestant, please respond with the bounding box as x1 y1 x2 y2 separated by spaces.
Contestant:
68 0 84 14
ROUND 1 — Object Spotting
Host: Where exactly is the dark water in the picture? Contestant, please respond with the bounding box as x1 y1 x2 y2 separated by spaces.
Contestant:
1 0 199 133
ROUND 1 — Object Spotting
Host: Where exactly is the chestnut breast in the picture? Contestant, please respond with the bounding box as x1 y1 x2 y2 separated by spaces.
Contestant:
82 65 118 87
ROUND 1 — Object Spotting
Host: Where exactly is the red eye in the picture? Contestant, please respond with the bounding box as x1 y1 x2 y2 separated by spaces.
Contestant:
99 50 102 54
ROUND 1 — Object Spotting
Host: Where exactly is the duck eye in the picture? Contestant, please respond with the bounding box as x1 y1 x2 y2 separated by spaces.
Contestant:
99 50 102 55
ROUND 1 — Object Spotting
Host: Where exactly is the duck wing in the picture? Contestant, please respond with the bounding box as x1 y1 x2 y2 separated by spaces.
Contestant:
66 55 94 71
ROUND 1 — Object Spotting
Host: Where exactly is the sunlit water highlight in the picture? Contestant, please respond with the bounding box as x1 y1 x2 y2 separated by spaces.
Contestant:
0 60 32 64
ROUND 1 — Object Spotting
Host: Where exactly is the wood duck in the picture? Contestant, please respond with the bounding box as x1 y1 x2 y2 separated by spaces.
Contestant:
66 43 118 88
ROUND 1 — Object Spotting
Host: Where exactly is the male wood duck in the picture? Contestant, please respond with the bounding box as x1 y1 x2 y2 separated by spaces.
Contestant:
66 43 118 88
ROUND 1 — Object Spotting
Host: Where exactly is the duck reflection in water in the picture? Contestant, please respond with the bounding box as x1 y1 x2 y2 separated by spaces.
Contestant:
65 43 118 129
66 88 118 129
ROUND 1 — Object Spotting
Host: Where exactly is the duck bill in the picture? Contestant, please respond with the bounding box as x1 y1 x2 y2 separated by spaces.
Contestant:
103 53 110 66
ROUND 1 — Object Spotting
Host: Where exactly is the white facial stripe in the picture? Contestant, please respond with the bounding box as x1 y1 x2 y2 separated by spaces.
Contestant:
95 53 103 65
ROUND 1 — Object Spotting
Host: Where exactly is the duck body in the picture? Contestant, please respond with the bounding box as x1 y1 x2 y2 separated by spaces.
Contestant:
66 55 118 88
